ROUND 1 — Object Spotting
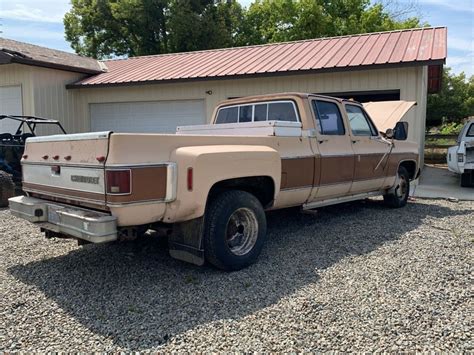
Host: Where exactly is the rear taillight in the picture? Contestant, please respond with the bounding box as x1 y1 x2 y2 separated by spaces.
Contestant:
106 170 131 194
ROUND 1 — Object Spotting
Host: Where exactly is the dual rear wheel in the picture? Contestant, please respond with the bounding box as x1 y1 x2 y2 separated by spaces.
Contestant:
203 190 266 271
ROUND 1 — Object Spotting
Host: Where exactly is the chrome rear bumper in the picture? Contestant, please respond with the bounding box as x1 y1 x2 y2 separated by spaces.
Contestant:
9 195 117 243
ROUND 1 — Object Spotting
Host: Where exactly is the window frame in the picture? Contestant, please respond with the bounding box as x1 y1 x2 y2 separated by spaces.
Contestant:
466 123 474 137
238 104 254 123
215 100 301 124
215 105 239 124
311 99 346 136
344 103 379 137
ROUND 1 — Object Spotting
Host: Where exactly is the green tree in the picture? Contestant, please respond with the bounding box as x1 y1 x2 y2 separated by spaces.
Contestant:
240 0 422 45
64 0 170 58
65 0 422 58
167 0 245 52
64 0 244 58
427 68 474 127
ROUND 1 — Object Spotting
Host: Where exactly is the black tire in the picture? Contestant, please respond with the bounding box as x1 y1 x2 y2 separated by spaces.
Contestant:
460 172 473 187
0 171 15 207
383 166 410 208
204 190 267 271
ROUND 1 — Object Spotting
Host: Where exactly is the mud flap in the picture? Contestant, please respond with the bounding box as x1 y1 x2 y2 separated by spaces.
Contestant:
168 217 205 266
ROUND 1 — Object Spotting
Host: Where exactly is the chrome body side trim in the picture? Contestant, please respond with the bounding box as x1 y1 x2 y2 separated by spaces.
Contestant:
166 163 178 202
24 187 105 205
303 190 383 210
104 163 170 168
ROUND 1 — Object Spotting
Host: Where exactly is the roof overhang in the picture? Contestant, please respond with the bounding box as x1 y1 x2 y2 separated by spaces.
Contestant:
66 59 446 89
0 50 103 75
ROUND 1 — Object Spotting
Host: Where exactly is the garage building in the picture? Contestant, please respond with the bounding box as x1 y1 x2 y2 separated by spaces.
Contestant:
0 27 447 160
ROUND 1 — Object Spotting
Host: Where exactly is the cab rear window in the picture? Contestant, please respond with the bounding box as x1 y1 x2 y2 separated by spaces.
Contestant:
215 101 299 124
215 107 238 124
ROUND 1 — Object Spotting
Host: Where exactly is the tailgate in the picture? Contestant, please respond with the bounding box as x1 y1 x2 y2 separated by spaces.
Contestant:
21 132 110 209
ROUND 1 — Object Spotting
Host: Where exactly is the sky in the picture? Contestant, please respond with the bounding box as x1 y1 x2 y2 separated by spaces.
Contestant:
0 0 472 76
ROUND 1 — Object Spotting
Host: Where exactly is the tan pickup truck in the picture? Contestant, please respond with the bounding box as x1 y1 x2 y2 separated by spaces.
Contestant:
9 93 419 270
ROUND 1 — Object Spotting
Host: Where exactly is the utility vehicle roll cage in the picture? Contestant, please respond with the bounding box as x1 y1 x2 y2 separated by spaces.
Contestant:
0 115 66 138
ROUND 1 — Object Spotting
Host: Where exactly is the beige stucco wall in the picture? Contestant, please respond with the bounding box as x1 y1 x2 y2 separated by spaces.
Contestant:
0 63 87 134
72 66 427 146
0 63 35 115
31 66 87 134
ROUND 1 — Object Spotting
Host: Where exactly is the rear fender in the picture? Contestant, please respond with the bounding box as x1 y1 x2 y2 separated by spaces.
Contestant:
163 145 281 222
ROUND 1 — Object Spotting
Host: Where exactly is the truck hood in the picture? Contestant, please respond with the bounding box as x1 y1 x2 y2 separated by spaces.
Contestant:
363 101 416 132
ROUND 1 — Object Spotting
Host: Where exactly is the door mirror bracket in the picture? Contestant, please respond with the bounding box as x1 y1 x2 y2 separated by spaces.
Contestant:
385 128 394 139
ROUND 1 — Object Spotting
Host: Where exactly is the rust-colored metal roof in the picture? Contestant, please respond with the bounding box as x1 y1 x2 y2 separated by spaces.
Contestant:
71 27 447 88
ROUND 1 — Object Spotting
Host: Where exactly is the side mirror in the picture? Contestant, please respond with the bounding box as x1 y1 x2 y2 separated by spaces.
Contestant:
393 121 408 140
385 128 394 139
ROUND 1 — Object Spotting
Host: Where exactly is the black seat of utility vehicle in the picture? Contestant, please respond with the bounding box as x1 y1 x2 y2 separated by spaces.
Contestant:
0 133 13 141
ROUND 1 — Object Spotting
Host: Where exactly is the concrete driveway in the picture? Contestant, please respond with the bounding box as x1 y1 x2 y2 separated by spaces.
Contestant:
413 165 474 201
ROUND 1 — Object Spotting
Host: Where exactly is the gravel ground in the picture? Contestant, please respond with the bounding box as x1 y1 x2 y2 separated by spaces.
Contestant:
0 198 473 352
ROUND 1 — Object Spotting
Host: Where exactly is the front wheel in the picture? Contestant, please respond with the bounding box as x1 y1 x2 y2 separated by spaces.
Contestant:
383 166 410 208
204 190 267 271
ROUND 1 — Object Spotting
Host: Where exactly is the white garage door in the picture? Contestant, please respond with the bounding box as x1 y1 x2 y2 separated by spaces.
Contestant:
0 85 22 133
90 100 206 133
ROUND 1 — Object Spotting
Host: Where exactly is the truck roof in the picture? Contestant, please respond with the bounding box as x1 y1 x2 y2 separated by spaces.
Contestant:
218 92 361 107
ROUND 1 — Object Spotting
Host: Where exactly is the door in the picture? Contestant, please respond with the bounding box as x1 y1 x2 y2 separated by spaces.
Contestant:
344 103 392 194
90 99 206 133
0 85 22 133
308 98 355 201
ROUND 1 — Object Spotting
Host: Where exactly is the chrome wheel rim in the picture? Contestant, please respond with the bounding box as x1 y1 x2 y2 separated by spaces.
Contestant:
396 173 408 199
225 208 258 256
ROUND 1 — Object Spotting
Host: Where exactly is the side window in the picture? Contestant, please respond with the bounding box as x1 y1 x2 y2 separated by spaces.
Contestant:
216 107 238 124
346 104 377 136
254 104 267 121
467 123 474 137
239 105 253 123
313 100 345 135
268 102 297 122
